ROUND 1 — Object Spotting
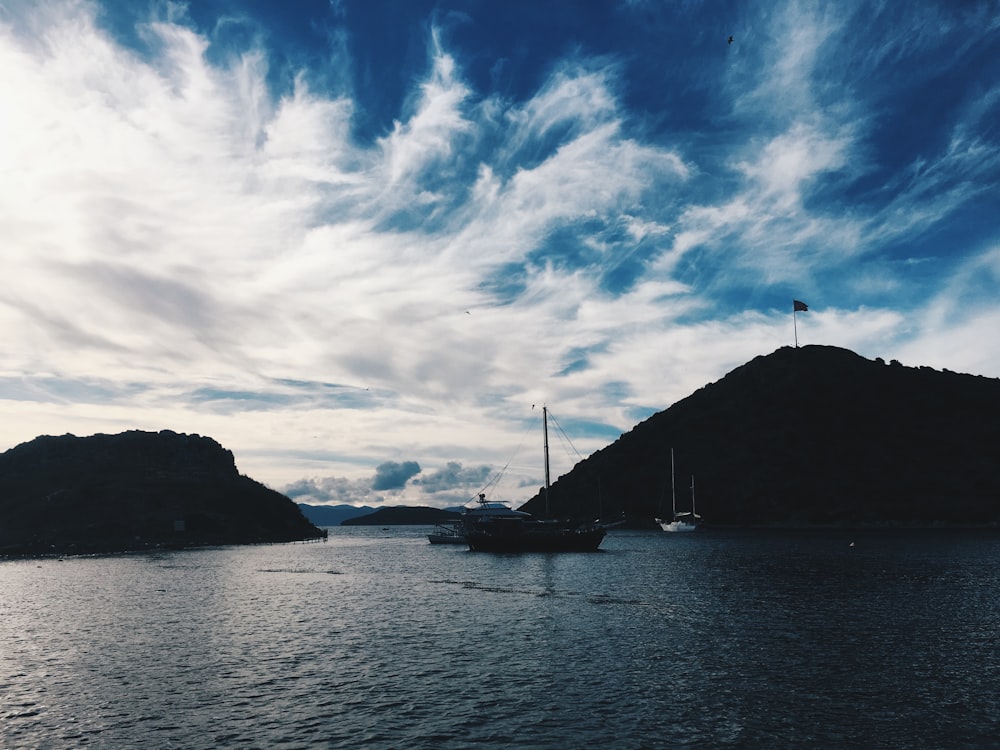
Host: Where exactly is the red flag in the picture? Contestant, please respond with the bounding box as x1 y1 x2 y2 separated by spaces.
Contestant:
793 299 809 312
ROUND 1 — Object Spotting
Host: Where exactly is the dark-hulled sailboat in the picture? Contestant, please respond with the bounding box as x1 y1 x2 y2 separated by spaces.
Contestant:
463 406 606 552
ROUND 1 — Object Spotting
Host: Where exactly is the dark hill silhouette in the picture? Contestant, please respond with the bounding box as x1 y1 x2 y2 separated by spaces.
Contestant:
0 430 326 556
341 506 462 525
520 346 1000 526
297 503 377 526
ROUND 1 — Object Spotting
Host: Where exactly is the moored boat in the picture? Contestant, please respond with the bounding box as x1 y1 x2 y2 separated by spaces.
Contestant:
463 407 606 552
656 448 701 532
427 521 466 545
430 493 530 544
464 515 606 552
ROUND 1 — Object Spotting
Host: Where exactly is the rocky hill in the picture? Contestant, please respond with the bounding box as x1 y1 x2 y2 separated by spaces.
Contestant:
521 345 1000 527
0 430 326 556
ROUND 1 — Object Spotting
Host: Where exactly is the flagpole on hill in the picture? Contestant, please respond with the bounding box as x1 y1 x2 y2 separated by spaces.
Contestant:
792 299 809 347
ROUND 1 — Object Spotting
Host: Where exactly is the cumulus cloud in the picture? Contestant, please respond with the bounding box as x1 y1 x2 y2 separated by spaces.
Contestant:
283 476 374 505
371 461 422 490
412 461 492 493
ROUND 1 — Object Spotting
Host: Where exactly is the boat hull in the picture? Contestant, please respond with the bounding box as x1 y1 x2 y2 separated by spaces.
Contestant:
428 532 466 544
465 520 606 552
657 519 698 532
428 522 466 544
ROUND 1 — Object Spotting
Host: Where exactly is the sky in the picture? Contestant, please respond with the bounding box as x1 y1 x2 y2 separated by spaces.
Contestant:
2 0 999 509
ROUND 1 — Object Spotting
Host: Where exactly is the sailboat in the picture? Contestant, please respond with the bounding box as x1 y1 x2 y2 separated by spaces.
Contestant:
463 407 607 552
656 448 700 532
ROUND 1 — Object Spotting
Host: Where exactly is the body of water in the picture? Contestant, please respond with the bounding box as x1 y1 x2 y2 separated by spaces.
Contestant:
2 527 998 748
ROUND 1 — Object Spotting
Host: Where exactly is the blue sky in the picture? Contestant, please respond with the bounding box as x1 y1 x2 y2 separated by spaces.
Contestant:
2 0 998 508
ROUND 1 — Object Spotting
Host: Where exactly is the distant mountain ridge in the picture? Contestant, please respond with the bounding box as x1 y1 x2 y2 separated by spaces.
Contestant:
0 430 326 556
521 345 1000 527
297 504 464 526
297 503 377 526
340 506 462 525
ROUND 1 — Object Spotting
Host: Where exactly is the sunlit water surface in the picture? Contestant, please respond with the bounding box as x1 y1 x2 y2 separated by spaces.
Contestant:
2 527 999 748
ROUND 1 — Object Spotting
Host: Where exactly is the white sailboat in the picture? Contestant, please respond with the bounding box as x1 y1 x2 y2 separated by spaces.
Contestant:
656 448 700 532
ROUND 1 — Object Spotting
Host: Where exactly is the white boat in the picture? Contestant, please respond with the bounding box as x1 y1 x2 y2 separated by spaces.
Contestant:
656 448 700 532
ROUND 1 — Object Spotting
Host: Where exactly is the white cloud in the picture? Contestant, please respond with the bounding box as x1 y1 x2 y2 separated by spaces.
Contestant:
738 122 850 209
1 1 998 509
378 32 473 189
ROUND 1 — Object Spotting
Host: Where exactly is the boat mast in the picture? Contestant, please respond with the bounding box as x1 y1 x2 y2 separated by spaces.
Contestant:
671 447 677 518
691 475 696 517
543 405 551 517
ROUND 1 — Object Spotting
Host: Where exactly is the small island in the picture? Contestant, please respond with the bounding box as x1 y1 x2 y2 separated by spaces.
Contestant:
0 430 326 557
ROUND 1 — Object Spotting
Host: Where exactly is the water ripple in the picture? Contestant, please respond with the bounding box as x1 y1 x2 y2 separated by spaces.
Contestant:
2 529 1000 748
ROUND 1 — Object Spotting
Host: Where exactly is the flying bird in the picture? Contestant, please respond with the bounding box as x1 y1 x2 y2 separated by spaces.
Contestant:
728 35 734 44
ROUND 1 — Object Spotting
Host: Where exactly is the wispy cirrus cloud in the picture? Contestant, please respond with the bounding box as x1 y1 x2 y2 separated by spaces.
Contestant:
1 0 998 507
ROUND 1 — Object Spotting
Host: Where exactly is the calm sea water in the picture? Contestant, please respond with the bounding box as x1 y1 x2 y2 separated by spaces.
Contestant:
2 527 998 749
